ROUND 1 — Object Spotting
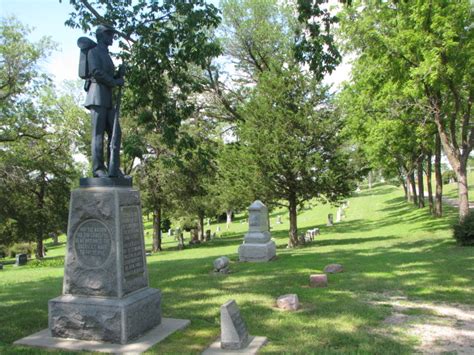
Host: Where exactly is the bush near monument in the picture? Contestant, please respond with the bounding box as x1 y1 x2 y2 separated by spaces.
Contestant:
453 211 474 246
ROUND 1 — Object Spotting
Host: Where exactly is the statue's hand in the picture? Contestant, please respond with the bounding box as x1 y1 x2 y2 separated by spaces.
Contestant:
115 78 125 86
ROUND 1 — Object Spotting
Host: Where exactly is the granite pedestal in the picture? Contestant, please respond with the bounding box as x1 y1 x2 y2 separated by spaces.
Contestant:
48 179 162 344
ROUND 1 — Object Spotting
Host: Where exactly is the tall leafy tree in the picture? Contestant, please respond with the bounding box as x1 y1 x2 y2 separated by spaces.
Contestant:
239 66 358 247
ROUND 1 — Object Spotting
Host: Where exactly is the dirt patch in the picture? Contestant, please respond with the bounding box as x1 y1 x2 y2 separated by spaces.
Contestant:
367 293 474 354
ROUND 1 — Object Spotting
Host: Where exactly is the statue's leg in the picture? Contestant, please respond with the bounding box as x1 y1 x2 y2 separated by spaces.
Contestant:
91 106 107 177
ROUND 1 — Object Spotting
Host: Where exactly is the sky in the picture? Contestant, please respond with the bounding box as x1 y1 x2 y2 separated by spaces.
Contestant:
1 0 351 89
1 0 90 83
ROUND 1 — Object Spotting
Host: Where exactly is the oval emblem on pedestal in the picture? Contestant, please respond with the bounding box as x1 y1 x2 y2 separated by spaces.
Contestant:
73 219 112 268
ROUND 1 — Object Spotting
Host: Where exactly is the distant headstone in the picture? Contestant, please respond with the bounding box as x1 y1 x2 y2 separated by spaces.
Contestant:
355 186 361 193
336 208 342 223
205 229 211 241
0 263 3 270
216 226 221 232
327 214 334 226
15 253 28 266
276 216 282 224
310 274 328 288
238 200 276 262
220 300 251 350
276 294 299 311
324 264 343 274
168 228 174 237
213 256 230 274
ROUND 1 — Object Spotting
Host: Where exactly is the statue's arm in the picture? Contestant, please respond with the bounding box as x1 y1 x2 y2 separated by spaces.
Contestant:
88 50 121 88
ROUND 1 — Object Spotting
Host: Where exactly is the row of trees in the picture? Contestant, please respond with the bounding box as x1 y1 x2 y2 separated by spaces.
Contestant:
337 0 473 220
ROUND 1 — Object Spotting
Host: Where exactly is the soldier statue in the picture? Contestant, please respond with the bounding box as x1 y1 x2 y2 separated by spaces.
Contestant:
78 24 125 178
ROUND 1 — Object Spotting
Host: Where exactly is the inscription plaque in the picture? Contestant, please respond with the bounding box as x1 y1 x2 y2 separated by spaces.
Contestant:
74 219 111 268
249 214 260 227
121 206 144 278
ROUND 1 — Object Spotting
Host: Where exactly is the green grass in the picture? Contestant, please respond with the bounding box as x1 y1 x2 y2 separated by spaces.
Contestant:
1 184 473 354
442 169 474 200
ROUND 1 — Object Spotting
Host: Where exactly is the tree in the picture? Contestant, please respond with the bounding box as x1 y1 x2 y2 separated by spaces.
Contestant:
0 17 55 142
239 66 358 247
0 87 79 258
338 1 473 220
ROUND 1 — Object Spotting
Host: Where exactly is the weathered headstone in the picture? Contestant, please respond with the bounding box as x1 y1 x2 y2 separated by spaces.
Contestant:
336 208 342 223
202 300 267 354
327 213 334 226
205 229 211 241
213 256 230 274
276 294 299 311
220 300 251 350
310 274 328 288
238 200 276 262
48 180 162 344
324 263 343 273
15 253 27 266
276 215 282 224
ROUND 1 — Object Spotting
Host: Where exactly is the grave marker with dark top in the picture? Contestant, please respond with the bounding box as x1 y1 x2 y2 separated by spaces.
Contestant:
15 253 28 266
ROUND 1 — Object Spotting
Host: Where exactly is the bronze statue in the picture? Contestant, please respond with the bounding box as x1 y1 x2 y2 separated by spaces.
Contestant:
78 24 125 178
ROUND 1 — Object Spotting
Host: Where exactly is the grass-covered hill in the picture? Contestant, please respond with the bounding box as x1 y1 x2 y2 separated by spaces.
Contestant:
1 183 473 354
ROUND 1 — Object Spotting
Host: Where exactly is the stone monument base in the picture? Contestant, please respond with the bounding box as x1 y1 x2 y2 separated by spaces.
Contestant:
14 317 190 353
49 287 161 344
202 336 268 355
238 240 276 262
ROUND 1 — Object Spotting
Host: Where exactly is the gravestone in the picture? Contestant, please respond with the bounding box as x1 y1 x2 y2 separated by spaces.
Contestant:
202 300 267 354
0 263 3 270
276 215 282 224
15 253 27 266
327 213 334 226
213 256 230 274
48 179 162 344
220 300 251 350
336 208 342 223
206 229 211 241
238 200 276 262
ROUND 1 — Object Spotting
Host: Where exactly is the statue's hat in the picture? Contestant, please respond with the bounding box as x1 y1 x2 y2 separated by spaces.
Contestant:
96 24 116 35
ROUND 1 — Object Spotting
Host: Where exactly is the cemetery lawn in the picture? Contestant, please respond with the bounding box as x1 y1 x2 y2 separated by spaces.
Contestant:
1 184 473 354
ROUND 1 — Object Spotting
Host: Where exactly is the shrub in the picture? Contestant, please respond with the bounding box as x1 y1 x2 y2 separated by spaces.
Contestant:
453 211 474 246
8 242 36 258
442 170 457 184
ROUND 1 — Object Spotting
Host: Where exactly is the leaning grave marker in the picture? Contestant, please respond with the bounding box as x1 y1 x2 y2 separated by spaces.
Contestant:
202 300 268 354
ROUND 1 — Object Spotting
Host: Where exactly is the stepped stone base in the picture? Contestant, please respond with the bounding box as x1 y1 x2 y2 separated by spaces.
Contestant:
49 287 162 344
238 240 276 262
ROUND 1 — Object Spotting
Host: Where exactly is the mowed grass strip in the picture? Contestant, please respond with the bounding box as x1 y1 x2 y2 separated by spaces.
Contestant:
0 184 472 354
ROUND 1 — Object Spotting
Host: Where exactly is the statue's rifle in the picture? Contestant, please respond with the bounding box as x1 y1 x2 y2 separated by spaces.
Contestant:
108 64 125 177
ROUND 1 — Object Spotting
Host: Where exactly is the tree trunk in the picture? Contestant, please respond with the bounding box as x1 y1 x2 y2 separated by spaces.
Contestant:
35 175 46 259
408 172 418 205
426 152 434 213
226 210 232 230
288 194 298 247
457 161 470 221
402 180 408 200
406 176 412 202
417 158 425 208
152 207 162 252
434 134 443 217
198 214 205 241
